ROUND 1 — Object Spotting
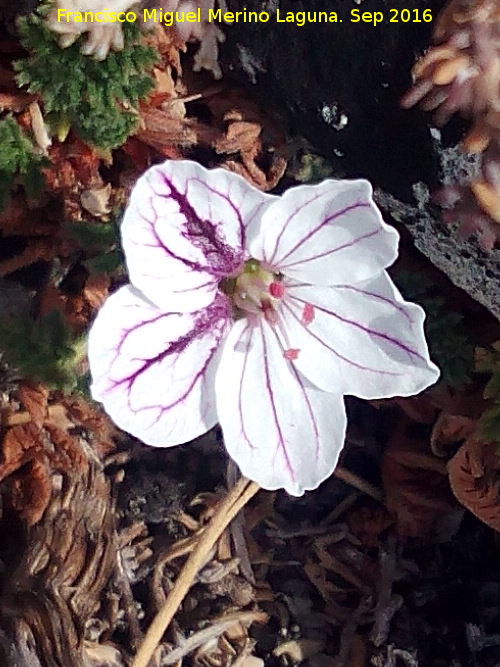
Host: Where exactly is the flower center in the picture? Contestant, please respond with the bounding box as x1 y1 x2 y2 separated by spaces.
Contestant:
221 259 284 324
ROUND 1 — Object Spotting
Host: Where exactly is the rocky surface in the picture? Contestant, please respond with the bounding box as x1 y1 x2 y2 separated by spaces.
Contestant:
221 0 500 320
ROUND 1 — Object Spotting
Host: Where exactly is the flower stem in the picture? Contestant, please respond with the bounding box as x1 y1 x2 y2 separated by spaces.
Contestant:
131 476 260 667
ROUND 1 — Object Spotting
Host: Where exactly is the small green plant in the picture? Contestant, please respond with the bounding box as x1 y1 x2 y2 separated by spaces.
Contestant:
14 12 157 150
394 271 474 388
66 216 124 274
476 342 500 441
0 309 86 391
0 116 46 208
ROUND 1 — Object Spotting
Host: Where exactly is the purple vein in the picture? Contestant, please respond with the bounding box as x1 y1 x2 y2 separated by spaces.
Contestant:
333 284 414 326
268 190 329 264
276 201 371 266
259 321 296 483
283 300 401 376
269 325 322 462
291 296 426 362
280 228 380 270
235 322 257 451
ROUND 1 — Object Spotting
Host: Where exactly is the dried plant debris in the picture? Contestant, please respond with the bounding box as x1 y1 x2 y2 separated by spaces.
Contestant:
403 0 500 249
448 435 500 532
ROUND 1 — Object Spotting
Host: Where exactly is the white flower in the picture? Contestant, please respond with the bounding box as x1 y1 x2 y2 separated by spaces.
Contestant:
88 160 439 495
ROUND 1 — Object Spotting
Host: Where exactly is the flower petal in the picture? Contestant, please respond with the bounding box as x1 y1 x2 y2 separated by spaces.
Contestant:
122 160 275 312
280 273 440 399
88 285 230 446
248 179 398 284
215 319 347 496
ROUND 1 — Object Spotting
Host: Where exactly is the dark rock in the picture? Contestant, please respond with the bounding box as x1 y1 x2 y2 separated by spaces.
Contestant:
221 0 500 320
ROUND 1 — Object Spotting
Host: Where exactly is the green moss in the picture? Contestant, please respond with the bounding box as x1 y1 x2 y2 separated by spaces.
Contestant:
65 216 124 275
0 309 85 391
476 345 500 441
394 271 474 388
0 116 46 208
14 12 157 149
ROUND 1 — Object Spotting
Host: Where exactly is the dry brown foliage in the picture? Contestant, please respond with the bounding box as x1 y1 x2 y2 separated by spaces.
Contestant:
448 436 500 531
381 414 456 538
402 0 500 248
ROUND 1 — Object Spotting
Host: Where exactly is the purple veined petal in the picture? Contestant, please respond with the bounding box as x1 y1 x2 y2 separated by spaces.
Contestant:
279 272 440 399
248 179 399 285
88 284 231 446
215 318 347 496
122 160 276 312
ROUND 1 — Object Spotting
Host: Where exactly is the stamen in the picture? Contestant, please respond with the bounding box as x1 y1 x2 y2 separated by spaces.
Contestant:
302 303 315 325
225 258 285 325
269 281 284 298
284 348 300 360
261 299 278 325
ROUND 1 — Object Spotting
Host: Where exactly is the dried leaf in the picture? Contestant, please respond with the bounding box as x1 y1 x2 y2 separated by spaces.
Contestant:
28 101 51 154
381 415 456 538
17 381 49 428
273 639 325 661
83 273 110 311
61 394 117 458
80 184 112 218
214 121 261 155
0 91 36 112
347 505 393 548
448 437 500 531
430 412 476 457
0 422 44 481
82 642 125 667
11 456 51 525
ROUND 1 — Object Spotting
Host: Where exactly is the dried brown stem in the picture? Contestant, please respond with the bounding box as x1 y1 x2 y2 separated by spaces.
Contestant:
132 477 260 667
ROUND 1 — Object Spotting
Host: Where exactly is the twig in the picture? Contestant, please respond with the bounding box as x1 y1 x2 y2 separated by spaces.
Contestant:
322 492 360 525
132 477 260 667
115 536 143 651
334 466 383 502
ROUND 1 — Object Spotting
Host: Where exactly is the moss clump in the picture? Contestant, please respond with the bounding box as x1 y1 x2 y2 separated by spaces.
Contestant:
0 116 46 208
14 12 157 150
394 271 474 388
0 309 85 391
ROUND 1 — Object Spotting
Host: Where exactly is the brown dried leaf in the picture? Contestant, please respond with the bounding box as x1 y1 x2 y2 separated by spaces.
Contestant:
0 91 37 112
44 422 88 472
17 381 49 429
381 415 456 538
80 184 112 218
83 273 110 311
347 505 394 548
137 107 218 150
0 422 44 482
430 412 476 458
222 154 287 192
214 121 261 155
448 437 500 531
0 239 54 277
61 394 117 458
11 456 51 526
0 195 55 237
